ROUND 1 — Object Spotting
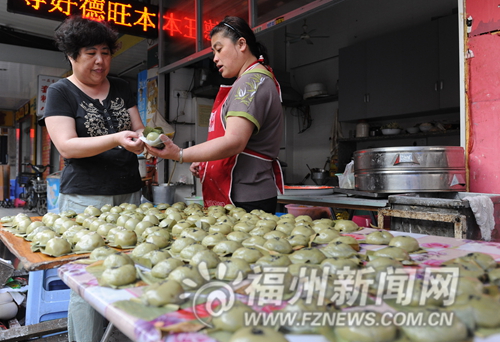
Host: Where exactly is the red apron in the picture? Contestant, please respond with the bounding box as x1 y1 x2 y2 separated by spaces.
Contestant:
199 69 284 207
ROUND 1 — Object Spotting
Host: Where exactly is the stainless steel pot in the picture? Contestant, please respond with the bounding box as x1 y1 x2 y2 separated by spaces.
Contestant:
311 168 329 185
354 146 466 193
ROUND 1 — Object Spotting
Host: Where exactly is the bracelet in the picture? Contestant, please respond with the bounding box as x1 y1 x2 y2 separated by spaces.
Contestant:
179 148 184 164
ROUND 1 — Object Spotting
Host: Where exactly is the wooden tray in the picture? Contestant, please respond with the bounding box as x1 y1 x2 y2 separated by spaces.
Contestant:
0 217 90 271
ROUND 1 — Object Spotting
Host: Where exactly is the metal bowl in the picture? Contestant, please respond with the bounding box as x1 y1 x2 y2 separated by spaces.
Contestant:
311 169 329 185
303 83 328 100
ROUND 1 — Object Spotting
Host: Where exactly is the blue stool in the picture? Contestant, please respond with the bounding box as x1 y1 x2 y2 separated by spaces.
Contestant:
14 177 26 198
9 179 15 200
25 268 70 325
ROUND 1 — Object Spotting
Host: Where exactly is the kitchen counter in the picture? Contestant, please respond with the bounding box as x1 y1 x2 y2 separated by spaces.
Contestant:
278 194 389 223
278 194 388 211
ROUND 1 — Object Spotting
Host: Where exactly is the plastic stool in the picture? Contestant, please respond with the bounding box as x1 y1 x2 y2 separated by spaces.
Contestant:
25 269 70 325
14 178 25 198
9 180 15 199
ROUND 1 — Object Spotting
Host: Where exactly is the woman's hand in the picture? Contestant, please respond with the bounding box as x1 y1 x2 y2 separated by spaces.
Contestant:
190 162 201 178
144 116 254 164
144 134 181 161
118 131 145 154
45 116 146 158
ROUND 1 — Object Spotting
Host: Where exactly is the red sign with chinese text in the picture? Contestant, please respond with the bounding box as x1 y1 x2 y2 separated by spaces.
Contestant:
7 0 159 38
162 11 217 42
37 75 63 117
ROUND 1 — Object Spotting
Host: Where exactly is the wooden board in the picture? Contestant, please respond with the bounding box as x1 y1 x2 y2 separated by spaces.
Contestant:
0 217 90 271
0 318 67 342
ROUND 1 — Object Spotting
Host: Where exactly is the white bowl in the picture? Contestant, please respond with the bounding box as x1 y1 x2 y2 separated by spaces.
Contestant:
419 123 433 132
303 83 328 99
381 128 401 135
406 127 419 134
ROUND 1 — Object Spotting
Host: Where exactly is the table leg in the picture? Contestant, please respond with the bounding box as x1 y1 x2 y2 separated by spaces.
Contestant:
100 322 115 342
368 211 377 226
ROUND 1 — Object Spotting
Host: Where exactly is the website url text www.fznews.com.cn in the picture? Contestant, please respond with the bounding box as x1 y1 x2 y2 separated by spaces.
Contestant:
244 310 455 328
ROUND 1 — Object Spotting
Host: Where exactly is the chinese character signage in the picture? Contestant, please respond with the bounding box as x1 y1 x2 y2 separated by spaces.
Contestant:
37 75 63 117
7 0 159 38
162 11 216 41
0 111 14 127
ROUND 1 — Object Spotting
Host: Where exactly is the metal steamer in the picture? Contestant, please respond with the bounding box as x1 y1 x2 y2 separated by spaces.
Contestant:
353 146 466 193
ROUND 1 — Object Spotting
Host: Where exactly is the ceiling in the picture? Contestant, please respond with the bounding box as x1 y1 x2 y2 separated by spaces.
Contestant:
0 0 148 111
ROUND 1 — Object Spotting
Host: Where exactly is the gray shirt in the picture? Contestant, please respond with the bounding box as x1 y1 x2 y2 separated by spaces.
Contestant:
222 69 283 202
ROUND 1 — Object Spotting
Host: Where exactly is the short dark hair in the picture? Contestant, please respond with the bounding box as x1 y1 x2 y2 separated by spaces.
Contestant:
210 16 269 65
54 16 118 61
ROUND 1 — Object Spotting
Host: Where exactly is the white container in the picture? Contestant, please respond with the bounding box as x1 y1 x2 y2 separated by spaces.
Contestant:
356 121 370 137
381 128 401 135
184 196 203 206
47 171 62 214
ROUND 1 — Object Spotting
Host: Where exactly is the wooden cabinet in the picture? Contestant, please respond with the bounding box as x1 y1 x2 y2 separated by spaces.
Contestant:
339 14 458 122
365 30 405 118
338 42 366 121
399 20 439 114
438 14 460 108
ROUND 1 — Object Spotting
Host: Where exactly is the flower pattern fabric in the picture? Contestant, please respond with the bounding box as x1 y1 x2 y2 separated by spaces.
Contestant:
235 74 266 106
80 97 132 137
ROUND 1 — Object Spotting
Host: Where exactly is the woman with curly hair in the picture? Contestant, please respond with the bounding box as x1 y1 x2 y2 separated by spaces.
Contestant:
41 15 145 342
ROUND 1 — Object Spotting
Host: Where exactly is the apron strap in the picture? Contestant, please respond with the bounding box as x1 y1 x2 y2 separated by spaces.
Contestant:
241 148 284 194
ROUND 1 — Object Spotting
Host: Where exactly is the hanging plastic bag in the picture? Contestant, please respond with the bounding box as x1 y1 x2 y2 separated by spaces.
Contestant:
339 160 355 189
140 110 176 157
147 110 175 138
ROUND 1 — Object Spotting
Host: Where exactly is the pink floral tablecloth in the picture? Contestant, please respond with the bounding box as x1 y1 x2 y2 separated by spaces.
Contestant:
58 228 500 342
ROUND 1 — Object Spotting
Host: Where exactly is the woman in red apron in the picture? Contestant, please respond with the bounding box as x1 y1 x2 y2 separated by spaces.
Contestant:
147 16 283 213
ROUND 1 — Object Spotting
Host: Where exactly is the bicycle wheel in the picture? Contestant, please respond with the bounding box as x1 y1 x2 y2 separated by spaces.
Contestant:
3 199 12 208
37 196 47 216
24 185 35 210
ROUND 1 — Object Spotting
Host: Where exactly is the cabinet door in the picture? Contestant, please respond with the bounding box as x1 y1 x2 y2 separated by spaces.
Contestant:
339 42 367 121
365 30 405 118
438 14 460 108
400 20 440 114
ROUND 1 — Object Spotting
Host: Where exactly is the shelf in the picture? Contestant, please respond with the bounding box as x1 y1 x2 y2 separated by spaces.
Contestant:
171 121 195 125
338 129 460 142
283 94 338 107
339 107 460 123
191 85 218 99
